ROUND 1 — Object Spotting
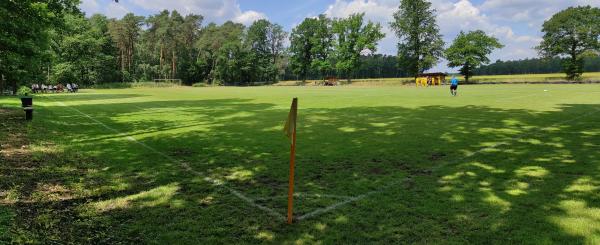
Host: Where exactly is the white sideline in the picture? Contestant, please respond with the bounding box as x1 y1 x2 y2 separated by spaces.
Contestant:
494 92 544 102
297 107 600 221
51 99 286 221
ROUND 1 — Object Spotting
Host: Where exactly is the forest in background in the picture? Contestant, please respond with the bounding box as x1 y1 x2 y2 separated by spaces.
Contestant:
282 56 600 80
474 57 600 76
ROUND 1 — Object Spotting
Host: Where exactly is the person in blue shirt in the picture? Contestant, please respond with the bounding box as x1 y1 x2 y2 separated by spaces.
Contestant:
450 76 459 96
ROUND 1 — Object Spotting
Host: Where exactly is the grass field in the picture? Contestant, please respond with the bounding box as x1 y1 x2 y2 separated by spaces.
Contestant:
277 72 600 86
1 84 600 243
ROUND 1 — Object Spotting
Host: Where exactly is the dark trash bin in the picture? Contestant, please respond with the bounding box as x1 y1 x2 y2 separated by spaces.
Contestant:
24 107 33 121
21 97 33 107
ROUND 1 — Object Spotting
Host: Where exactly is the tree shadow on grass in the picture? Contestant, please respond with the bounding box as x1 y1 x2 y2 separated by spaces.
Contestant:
6 96 600 243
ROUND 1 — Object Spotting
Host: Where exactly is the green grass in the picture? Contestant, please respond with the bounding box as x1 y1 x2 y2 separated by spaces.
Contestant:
278 72 600 86
1 84 600 243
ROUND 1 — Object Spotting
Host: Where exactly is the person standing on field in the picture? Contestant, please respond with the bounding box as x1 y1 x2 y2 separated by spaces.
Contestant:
450 75 459 96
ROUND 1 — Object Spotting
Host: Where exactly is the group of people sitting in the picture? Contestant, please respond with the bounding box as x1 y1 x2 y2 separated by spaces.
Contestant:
31 83 79 93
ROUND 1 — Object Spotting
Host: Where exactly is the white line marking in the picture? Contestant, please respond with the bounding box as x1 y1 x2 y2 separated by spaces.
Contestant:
494 92 543 102
297 179 409 221
254 193 353 201
297 108 600 221
50 99 286 221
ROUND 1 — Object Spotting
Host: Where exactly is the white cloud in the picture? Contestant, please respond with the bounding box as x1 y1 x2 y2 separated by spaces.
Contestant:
232 11 267 26
480 0 600 31
128 0 268 25
80 0 99 14
436 0 542 61
80 0 268 25
105 2 130 19
80 0 129 19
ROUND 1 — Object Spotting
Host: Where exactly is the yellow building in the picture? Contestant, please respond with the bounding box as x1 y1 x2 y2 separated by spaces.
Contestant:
416 73 447 87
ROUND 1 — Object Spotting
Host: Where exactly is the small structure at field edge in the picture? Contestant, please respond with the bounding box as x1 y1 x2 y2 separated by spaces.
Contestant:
324 77 338 86
416 73 446 87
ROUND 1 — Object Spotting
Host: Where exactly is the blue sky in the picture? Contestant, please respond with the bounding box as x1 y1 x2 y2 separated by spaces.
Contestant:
81 0 600 71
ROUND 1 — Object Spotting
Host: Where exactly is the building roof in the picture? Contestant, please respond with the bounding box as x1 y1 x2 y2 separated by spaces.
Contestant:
418 72 447 77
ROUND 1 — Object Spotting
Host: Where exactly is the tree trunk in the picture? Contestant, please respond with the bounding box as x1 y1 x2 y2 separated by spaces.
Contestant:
301 67 307 83
273 55 278 82
160 45 164 79
120 49 126 82
81 68 86 85
172 51 176 79
347 71 352 83
121 49 126 72
461 62 471 84
0 74 4 95
129 39 134 72
209 56 218 85
11 79 17 95
464 67 469 84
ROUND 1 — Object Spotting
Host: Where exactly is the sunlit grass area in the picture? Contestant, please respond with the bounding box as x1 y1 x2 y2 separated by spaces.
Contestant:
1 84 600 243
278 72 600 86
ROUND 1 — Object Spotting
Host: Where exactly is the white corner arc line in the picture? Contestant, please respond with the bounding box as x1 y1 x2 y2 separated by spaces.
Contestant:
50 99 286 221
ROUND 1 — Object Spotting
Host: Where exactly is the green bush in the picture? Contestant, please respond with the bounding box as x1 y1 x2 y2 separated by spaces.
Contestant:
17 86 33 96
192 82 210 87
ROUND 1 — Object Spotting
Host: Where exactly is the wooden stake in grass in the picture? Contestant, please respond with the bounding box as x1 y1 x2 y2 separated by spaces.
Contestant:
284 98 298 224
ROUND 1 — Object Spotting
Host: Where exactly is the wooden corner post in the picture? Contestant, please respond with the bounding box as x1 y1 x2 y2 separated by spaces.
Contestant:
285 98 298 224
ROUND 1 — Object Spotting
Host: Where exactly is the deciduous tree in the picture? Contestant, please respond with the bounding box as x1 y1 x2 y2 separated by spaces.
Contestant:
537 6 600 80
0 0 78 93
310 15 334 80
445 30 503 83
332 13 384 82
289 18 317 82
391 0 444 78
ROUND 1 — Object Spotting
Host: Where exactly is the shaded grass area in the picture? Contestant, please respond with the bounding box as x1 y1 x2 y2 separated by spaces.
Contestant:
1 85 599 243
0 106 131 243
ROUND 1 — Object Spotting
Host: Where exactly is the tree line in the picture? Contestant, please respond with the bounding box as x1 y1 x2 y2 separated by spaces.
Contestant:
283 54 600 80
1 0 599 93
474 57 600 75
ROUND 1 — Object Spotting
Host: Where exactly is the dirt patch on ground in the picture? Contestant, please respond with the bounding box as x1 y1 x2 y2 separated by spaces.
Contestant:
369 167 386 175
429 152 447 161
168 147 196 157
0 109 31 165
0 107 120 243
393 161 433 176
